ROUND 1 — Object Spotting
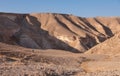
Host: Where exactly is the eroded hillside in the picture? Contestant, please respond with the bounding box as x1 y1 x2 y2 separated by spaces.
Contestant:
0 12 120 53
0 12 120 76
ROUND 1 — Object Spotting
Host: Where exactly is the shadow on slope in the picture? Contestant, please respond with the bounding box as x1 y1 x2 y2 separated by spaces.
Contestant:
94 18 114 37
12 15 81 53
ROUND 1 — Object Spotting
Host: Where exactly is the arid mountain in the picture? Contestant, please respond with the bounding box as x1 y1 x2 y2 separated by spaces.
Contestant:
0 12 120 76
0 12 120 53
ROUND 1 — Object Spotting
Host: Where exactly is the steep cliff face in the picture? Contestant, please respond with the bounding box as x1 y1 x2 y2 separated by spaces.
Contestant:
0 12 120 53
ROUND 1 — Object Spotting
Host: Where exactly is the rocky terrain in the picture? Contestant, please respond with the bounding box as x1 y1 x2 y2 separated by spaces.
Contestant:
0 12 120 76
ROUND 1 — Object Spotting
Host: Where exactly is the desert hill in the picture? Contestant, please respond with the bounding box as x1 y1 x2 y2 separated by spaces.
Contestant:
0 12 120 53
86 32 120 55
0 12 120 76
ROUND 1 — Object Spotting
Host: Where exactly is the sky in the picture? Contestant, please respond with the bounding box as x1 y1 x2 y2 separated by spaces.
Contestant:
0 0 120 17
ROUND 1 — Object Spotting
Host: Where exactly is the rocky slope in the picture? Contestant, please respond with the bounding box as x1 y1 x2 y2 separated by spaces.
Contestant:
86 32 120 55
0 12 120 53
0 12 120 76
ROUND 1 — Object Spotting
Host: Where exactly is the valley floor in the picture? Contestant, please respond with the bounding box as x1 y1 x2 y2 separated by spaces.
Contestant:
0 42 120 76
